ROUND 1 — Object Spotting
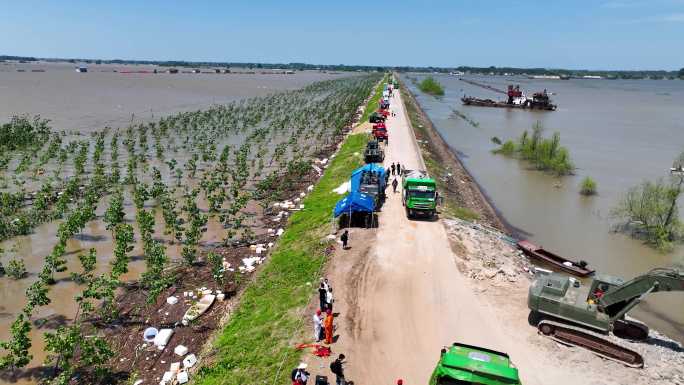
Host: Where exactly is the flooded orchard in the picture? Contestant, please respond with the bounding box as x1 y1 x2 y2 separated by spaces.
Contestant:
0 61 349 132
0 68 380 384
402 73 684 344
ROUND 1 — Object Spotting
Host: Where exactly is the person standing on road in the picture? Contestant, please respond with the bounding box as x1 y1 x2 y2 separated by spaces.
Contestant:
391 163 396 176
313 309 323 342
326 287 334 312
396 162 402 175
324 309 334 344
319 279 328 311
341 230 349 250
330 354 346 385
392 178 398 193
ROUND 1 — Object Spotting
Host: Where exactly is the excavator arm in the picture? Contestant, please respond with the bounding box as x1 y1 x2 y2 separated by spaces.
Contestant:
598 268 684 320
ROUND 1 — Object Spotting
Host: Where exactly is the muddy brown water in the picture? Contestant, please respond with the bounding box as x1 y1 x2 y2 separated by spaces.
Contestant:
0 65 344 384
401 74 684 345
0 61 348 132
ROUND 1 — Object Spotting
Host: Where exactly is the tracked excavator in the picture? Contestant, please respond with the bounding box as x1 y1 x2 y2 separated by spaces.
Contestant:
528 267 684 367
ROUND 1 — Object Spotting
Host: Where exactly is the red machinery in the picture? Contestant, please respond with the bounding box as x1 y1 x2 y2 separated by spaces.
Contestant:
372 123 388 142
507 85 522 104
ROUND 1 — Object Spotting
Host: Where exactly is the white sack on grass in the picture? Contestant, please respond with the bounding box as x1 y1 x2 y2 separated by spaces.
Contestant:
333 181 350 195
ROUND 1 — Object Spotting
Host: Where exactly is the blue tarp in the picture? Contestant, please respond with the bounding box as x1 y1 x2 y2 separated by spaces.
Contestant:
350 163 386 193
333 191 375 217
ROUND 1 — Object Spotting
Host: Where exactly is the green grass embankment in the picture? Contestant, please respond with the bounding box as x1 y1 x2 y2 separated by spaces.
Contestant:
194 134 367 385
359 74 388 123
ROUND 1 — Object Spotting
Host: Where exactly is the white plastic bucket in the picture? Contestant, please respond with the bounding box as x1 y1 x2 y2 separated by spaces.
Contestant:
143 327 158 342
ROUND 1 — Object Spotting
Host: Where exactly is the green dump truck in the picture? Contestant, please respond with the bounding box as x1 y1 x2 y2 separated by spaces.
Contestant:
430 343 522 385
402 169 437 218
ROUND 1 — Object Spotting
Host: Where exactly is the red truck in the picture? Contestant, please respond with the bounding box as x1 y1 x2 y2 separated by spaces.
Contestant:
372 123 388 142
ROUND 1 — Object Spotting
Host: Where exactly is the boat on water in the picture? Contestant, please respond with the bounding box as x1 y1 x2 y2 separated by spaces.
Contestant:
461 84 557 111
517 240 594 277
461 93 556 111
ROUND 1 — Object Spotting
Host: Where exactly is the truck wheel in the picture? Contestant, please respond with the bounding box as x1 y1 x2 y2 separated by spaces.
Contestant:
539 323 555 336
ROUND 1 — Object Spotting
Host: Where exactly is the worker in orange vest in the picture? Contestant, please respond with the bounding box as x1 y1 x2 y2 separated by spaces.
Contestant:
324 309 334 344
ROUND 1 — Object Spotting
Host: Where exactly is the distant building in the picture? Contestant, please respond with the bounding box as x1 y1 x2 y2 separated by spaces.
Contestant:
529 75 561 80
76 66 88 73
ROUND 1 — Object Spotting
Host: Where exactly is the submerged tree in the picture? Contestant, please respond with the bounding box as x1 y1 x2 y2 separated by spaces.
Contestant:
611 154 684 250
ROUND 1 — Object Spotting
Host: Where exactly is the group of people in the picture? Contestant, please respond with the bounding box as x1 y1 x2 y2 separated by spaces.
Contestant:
292 354 347 385
314 278 335 344
387 162 401 193
390 162 402 176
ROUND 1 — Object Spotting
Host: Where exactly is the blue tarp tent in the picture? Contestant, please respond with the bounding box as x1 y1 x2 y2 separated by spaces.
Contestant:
350 163 386 193
333 191 375 218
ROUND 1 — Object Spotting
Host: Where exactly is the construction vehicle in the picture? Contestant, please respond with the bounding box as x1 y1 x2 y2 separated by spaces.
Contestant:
369 111 386 123
524 91 556 110
356 166 386 206
363 139 384 163
430 343 522 385
372 122 388 143
402 169 437 218
528 267 684 367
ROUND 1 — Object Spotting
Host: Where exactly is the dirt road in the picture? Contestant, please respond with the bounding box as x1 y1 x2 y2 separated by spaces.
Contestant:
325 90 579 384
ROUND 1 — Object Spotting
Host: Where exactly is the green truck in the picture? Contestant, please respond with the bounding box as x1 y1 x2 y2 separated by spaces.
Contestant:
430 343 522 385
402 169 437 218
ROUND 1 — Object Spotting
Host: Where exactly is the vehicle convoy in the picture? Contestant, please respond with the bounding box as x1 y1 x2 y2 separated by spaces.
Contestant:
401 169 437 218
430 343 522 385
363 139 385 163
528 267 684 367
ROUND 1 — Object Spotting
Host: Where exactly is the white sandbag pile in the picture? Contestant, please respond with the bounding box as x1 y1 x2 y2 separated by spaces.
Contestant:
239 256 264 273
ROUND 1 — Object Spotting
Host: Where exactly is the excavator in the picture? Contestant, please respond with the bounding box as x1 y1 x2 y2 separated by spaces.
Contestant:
528 267 684 367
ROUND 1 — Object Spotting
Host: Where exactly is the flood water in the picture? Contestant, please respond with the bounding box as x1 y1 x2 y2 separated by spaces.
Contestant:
401 73 684 344
0 61 346 131
0 64 348 384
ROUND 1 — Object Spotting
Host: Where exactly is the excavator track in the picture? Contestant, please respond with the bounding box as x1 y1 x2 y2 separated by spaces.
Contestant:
537 320 644 368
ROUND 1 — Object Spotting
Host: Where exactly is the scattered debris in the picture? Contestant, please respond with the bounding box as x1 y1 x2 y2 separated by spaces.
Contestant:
182 353 197 369
182 294 216 326
153 329 174 349
174 345 188 356
144 327 159 342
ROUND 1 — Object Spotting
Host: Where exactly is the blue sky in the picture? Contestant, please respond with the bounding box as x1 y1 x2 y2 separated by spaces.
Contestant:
1 0 683 70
